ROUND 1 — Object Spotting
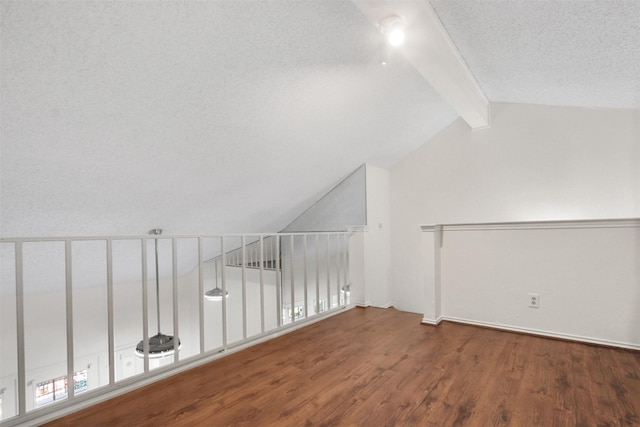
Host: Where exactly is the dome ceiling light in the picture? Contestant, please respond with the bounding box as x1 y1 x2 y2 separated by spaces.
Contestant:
379 15 405 46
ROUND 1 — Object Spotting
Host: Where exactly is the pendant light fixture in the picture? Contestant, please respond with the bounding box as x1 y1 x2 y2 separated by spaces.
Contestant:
341 284 351 296
135 229 181 359
204 259 229 301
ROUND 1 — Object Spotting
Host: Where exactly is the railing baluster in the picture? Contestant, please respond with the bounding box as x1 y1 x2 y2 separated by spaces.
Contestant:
303 234 308 319
340 234 349 306
15 242 26 416
65 240 75 399
276 236 281 327
198 238 204 355
221 238 228 348
290 234 295 322
315 234 320 314
172 238 179 363
141 239 149 373
106 239 115 384
326 235 331 308
335 234 340 306
242 236 247 340
259 236 265 334
343 234 349 306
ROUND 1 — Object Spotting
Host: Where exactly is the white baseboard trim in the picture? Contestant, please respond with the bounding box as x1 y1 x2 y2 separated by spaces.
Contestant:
442 316 640 351
421 316 444 326
356 301 394 309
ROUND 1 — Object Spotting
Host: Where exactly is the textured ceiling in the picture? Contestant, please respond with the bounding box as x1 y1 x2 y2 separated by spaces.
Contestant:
0 0 457 237
1 0 639 239
430 0 640 109
0 0 452 293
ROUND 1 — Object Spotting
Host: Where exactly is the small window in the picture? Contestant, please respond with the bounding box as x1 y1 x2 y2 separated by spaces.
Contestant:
35 380 55 406
282 304 305 322
35 369 88 407
73 371 88 393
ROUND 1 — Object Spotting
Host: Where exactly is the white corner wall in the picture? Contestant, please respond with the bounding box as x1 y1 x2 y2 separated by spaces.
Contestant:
280 162 392 310
390 103 640 345
363 164 392 308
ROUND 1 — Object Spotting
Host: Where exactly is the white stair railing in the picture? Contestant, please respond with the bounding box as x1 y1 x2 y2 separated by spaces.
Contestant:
0 231 351 426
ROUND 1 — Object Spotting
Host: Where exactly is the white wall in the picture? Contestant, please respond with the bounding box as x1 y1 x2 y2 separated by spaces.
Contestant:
390 103 640 315
363 165 392 308
278 162 391 309
423 220 640 348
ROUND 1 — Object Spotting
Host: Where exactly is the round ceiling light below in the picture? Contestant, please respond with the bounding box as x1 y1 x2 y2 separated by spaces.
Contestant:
135 333 181 359
204 286 229 301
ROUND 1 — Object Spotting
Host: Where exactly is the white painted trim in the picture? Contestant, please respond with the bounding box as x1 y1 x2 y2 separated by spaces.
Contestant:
441 316 640 351
376 302 395 309
356 301 372 308
0 231 351 242
470 102 491 131
423 2 490 127
420 218 640 232
421 226 442 323
347 225 368 233
421 316 443 326
349 0 490 129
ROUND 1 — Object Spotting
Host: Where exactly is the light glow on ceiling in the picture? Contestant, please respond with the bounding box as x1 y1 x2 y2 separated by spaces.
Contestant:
380 15 405 47
387 28 405 46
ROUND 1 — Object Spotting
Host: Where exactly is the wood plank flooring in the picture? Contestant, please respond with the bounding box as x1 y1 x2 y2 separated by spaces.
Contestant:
44 307 640 426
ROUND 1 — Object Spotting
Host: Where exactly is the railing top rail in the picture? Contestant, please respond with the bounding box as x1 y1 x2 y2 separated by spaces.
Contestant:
0 230 352 243
420 217 640 232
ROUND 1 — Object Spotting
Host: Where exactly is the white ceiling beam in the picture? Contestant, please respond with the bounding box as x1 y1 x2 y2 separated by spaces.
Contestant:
351 0 490 129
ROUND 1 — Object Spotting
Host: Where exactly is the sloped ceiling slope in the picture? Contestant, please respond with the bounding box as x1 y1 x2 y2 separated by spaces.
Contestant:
0 0 458 238
430 0 640 109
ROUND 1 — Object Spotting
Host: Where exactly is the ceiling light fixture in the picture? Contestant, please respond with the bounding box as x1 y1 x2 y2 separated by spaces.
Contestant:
135 229 181 359
204 259 229 301
380 15 405 47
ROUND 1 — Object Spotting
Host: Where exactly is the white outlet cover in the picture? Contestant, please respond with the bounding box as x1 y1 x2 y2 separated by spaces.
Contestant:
528 293 540 308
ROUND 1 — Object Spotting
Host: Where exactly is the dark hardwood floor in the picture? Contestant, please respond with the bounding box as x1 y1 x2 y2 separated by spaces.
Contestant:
44 307 640 426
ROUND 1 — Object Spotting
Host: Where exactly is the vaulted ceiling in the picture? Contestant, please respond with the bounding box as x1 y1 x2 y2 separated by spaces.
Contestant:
1 0 638 238
430 0 640 109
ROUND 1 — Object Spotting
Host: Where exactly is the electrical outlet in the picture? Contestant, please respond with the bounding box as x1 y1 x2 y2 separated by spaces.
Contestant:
528 293 540 308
